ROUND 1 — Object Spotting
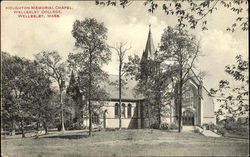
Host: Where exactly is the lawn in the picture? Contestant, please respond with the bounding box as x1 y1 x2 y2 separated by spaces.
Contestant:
1 129 249 157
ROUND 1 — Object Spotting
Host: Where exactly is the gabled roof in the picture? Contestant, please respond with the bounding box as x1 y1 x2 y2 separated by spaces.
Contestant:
189 68 212 96
101 75 144 101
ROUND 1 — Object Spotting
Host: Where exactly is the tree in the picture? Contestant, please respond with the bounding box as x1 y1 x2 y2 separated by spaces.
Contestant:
35 51 67 132
123 26 202 130
95 0 248 32
29 61 57 134
210 55 249 127
110 42 131 130
124 53 176 128
2 52 36 137
2 52 55 137
2 52 18 135
70 18 111 136
159 26 201 132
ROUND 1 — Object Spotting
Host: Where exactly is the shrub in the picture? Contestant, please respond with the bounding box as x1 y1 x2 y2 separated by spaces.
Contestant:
169 123 178 130
150 123 160 129
227 123 249 136
202 123 226 135
57 124 62 131
225 121 238 130
216 125 226 136
68 123 84 130
194 128 200 133
202 124 209 130
160 123 169 130
208 123 217 131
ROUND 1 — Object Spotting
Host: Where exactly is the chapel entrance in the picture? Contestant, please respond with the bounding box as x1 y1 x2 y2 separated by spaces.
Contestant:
182 110 194 126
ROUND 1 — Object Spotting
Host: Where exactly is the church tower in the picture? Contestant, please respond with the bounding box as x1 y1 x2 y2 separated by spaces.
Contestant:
140 25 157 80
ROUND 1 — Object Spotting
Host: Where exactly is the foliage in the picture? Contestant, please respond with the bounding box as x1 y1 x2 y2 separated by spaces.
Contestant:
35 51 67 91
160 122 178 130
216 126 227 136
202 123 225 135
160 26 201 132
96 0 248 32
168 123 178 130
204 120 248 137
2 52 57 136
69 18 111 136
150 123 160 129
125 42 177 127
160 122 169 130
124 26 201 131
222 118 248 136
35 51 68 132
68 123 84 130
203 122 217 131
210 55 249 121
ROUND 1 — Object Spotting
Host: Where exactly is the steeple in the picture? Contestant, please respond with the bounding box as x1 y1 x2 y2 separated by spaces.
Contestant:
140 25 157 80
141 24 156 61
66 70 80 97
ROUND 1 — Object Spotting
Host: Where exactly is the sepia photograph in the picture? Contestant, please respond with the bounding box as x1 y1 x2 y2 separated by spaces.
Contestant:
1 0 249 156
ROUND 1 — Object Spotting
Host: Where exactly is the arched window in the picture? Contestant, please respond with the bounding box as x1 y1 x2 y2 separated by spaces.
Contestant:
115 103 119 116
184 89 194 108
122 103 126 117
92 113 99 124
127 104 132 118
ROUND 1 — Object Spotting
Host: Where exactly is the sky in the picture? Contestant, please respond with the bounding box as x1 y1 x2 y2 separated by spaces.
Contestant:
1 1 248 93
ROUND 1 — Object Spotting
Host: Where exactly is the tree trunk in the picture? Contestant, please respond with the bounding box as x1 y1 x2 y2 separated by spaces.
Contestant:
155 66 161 129
170 104 172 123
4 124 7 137
157 90 161 128
88 98 92 136
148 103 151 128
11 118 16 136
82 105 85 128
43 121 48 134
36 121 40 131
21 118 25 138
119 60 122 130
103 110 106 129
60 90 65 132
158 101 161 128
88 52 93 137
178 69 183 133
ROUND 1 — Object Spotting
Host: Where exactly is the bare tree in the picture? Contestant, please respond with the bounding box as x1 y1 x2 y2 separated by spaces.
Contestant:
111 42 132 130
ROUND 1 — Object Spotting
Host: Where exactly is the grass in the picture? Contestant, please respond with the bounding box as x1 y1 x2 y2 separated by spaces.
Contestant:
1 129 249 156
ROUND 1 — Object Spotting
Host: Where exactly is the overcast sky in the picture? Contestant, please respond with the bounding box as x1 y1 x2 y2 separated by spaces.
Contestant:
1 1 248 91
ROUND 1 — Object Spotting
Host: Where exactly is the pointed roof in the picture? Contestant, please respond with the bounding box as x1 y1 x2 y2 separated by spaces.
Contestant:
69 70 76 84
66 70 80 95
142 24 156 61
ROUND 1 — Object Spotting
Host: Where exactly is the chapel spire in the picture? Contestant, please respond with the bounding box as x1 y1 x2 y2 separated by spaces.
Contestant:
141 24 156 62
140 25 157 80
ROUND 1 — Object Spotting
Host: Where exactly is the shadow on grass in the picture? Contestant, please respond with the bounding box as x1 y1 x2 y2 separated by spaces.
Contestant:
42 134 89 139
